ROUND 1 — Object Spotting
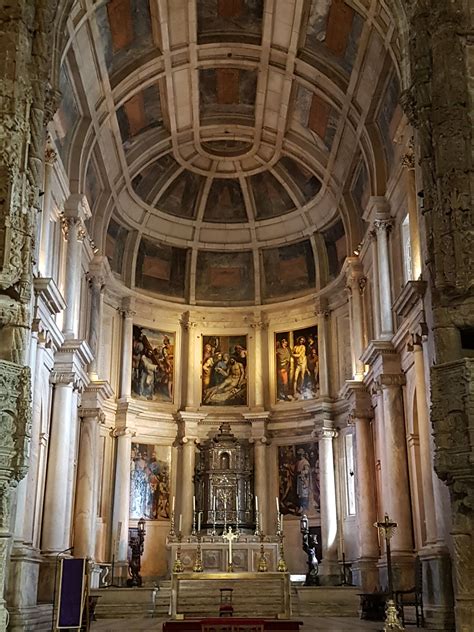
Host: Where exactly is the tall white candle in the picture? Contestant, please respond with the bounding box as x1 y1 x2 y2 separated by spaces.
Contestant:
280 513 284 531
193 496 196 511
213 497 216 512
255 496 259 512
178 514 182 533
235 496 238 512
197 512 201 532
276 496 279 513
172 496 175 511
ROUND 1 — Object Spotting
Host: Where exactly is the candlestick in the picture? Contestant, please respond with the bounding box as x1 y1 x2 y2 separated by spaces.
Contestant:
197 511 201 533
173 532 184 573
193 534 203 573
192 510 196 536
169 509 176 537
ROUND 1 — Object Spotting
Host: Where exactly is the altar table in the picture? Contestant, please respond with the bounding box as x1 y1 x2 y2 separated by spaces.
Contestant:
163 618 302 632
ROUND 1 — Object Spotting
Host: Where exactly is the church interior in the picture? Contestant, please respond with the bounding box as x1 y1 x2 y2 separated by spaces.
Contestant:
0 0 472 630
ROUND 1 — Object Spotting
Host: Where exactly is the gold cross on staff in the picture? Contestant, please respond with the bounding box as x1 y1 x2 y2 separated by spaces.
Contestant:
222 526 239 572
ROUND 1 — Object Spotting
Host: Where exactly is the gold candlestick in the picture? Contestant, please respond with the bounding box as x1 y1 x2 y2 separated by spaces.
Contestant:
169 509 176 537
277 532 288 572
257 532 267 572
193 536 203 572
173 532 184 573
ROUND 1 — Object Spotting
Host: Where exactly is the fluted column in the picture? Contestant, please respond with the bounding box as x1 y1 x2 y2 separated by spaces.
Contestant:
409 334 438 545
319 423 339 582
73 411 102 558
185 321 198 408
315 300 330 398
377 375 413 557
402 139 422 280
119 297 135 399
41 379 75 554
370 198 394 339
251 318 267 409
111 427 135 581
38 144 57 277
346 258 366 380
246 413 270 532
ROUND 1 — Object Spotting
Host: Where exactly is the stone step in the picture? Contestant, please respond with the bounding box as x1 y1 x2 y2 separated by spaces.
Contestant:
92 586 169 619
8 604 53 632
295 586 360 617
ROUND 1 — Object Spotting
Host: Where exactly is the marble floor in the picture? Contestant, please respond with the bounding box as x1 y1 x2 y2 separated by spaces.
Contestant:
91 615 417 631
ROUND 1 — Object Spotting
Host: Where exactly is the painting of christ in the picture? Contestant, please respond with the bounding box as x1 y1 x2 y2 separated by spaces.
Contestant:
132 325 174 402
201 335 248 406
278 442 320 517
275 325 319 402
129 443 171 520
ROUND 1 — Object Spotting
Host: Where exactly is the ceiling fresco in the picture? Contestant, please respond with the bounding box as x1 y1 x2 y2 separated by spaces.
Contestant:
53 0 405 304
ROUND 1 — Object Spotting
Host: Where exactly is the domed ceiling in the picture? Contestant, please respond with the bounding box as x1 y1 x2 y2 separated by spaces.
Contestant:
54 0 403 305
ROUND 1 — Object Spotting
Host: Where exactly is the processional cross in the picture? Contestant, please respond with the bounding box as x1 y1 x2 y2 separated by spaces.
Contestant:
223 526 239 573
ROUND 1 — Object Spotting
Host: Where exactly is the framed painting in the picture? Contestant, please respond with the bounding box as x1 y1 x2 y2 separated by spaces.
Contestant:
132 325 174 402
130 443 171 520
275 325 319 402
278 442 320 517
201 335 248 406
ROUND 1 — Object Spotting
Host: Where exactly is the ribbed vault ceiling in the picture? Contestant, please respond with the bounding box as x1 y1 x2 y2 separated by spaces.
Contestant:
53 0 403 304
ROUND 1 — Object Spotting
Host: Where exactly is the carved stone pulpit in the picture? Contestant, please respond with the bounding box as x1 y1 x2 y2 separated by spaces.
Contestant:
195 423 254 531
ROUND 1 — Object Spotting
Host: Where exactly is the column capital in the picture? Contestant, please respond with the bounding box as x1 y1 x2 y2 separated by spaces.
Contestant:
111 426 136 439
363 196 390 223
314 297 330 319
88 256 111 289
79 408 106 424
119 295 136 319
51 339 93 392
319 426 338 440
374 373 406 391
44 145 57 166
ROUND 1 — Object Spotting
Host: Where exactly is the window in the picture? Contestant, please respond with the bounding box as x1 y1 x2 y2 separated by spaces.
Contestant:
345 433 356 515
401 214 413 283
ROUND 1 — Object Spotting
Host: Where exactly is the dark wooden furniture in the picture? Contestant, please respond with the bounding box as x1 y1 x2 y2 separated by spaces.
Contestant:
394 558 424 627
358 592 387 621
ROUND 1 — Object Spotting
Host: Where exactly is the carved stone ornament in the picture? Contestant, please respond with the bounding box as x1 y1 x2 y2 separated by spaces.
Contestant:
374 374 406 391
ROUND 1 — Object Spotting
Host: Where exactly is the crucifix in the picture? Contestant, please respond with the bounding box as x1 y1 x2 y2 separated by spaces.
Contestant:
222 526 239 573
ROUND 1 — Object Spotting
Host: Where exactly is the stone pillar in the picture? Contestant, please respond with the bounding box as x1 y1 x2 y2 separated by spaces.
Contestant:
251 318 267 409
409 334 437 545
62 195 90 339
318 423 339 583
344 382 379 590
119 297 135 399
184 320 198 408
346 258 366 380
87 259 107 380
402 139 422 280
377 374 414 586
111 426 135 583
38 144 57 277
73 411 102 558
177 413 202 533
315 299 330 398
370 198 394 339
246 413 270 533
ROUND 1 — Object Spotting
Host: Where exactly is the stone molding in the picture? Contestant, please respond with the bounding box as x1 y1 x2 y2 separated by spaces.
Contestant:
374 373 406 391
50 339 93 393
393 280 427 319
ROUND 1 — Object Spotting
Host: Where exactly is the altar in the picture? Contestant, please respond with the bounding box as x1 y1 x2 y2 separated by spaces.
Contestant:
167 534 280 573
170 572 291 619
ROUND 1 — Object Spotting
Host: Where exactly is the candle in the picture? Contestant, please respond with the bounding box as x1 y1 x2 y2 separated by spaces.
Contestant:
213 497 216 512
276 496 279 513
280 513 284 531
235 496 238 512
178 514 182 533
172 496 175 511
255 496 259 512
193 496 196 511
197 512 201 532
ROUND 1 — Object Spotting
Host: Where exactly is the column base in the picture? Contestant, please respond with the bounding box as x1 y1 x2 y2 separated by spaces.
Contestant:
351 557 379 592
318 560 341 586
377 552 414 591
7 604 53 632
419 545 455 630
7 545 42 609
112 560 129 586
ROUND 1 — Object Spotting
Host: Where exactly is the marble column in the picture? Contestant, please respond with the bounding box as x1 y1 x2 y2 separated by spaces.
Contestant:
38 144 57 277
185 321 198 408
346 258 366 380
119 298 135 399
41 380 75 554
73 411 102 558
180 438 197 534
251 319 266 409
254 438 268 532
318 423 339 583
111 427 134 582
315 300 330 398
62 217 84 338
372 201 394 339
410 334 437 545
377 374 414 587
87 273 105 380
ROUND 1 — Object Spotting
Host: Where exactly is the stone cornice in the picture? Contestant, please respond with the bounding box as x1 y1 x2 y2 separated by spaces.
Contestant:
393 280 427 319
50 339 93 392
361 340 396 366
33 277 66 315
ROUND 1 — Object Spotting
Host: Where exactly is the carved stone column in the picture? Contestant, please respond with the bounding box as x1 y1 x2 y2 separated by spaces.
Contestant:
315 299 330 398
344 381 379 590
250 317 267 409
401 139 422 280
183 319 198 408
61 195 90 339
38 144 57 277
111 424 135 584
345 258 366 381
318 422 339 583
119 297 135 399
0 362 31 629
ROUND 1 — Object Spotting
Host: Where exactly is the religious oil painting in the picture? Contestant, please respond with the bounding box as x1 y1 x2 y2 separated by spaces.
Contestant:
278 442 320 517
132 325 174 402
275 326 319 402
130 443 171 520
201 335 248 406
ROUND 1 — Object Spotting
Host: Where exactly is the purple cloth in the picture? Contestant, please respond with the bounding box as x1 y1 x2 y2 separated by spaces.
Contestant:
58 558 86 628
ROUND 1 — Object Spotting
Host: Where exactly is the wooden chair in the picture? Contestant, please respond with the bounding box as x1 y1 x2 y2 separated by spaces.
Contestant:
394 557 424 627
